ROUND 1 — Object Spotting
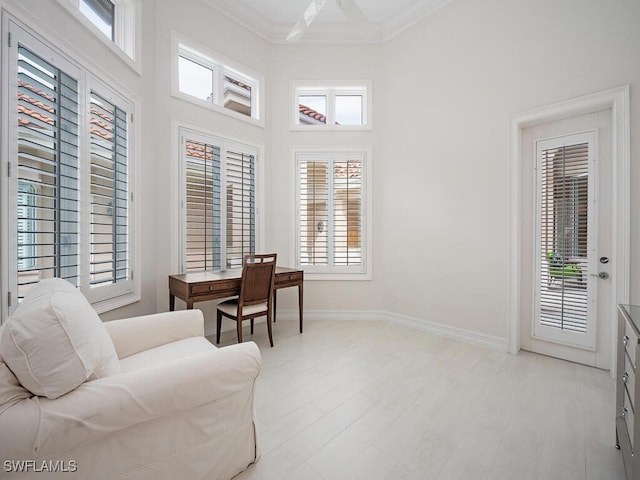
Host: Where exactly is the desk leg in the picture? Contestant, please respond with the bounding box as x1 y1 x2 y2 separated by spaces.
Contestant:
298 282 303 333
186 300 194 310
169 294 175 312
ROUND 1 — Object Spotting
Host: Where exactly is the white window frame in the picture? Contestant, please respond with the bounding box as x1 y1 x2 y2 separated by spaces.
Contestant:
82 77 137 308
293 145 372 280
1 16 140 318
291 80 372 131
172 33 265 128
55 0 141 73
177 125 264 273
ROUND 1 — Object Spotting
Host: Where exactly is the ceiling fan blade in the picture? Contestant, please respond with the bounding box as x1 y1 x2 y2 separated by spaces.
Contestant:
286 0 329 42
336 0 367 25
336 0 376 39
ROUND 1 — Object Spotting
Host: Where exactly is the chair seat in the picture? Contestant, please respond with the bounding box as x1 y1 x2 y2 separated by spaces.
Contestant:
217 299 268 317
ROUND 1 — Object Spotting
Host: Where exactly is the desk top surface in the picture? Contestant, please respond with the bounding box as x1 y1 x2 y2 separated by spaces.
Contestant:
170 266 301 284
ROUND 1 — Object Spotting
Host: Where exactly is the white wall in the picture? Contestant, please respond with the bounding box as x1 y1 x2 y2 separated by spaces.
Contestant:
267 44 386 313
151 0 272 328
379 0 640 339
5 0 639 345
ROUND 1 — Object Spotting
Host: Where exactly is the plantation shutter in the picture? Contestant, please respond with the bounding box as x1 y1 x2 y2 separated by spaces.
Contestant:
299 160 329 266
298 155 364 272
16 45 80 299
538 142 589 333
333 159 362 267
89 91 129 286
184 139 221 271
225 150 255 269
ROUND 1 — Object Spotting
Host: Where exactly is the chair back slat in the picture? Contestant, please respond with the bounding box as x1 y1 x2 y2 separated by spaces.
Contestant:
239 253 277 307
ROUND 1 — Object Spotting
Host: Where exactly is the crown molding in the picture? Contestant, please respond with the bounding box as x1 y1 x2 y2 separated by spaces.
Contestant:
202 0 452 44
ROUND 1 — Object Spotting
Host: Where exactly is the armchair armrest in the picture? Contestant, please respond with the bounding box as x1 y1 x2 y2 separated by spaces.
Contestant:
104 310 205 359
0 341 261 459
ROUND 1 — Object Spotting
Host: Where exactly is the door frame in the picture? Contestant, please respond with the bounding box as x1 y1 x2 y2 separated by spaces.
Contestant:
508 85 630 373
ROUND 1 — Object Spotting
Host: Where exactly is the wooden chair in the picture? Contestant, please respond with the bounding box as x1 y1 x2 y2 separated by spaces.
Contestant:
216 253 277 347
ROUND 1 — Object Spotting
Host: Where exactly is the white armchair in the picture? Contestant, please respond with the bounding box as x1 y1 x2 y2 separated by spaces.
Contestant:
0 279 261 480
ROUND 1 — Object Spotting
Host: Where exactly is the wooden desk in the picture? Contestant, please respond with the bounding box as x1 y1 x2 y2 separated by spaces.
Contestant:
169 267 304 333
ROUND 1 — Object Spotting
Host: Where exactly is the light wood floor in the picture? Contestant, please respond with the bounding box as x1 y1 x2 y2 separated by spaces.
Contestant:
211 318 625 480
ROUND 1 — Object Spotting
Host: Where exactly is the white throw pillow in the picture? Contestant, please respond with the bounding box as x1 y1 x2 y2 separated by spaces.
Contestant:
0 278 120 399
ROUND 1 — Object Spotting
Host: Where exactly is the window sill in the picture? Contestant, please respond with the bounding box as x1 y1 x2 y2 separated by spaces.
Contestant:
290 124 373 132
172 92 265 128
91 290 141 314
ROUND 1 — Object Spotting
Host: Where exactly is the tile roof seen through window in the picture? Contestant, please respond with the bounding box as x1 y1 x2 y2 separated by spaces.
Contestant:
299 104 327 124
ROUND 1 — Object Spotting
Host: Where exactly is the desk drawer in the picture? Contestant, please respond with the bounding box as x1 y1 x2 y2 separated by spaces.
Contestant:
277 271 303 287
190 281 237 296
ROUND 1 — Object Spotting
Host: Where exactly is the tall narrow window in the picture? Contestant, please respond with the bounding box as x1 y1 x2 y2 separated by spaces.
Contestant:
333 159 362 266
89 91 130 288
296 150 369 277
4 20 138 315
184 139 221 271
299 161 328 266
225 150 255 269
180 129 258 272
16 45 80 300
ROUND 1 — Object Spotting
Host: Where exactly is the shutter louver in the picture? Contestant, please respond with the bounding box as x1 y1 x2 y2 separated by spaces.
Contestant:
89 91 129 286
16 45 79 300
299 161 329 266
225 150 255 269
333 159 362 267
538 143 589 333
184 139 221 271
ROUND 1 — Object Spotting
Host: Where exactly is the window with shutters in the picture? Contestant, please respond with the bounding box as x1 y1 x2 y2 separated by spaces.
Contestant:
2 19 137 315
180 128 258 272
88 90 132 295
295 148 371 279
174 37 263 126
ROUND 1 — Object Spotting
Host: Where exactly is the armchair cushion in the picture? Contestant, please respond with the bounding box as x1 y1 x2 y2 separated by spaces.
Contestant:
0 278 120 399
104 309 205 359
0 361 31 415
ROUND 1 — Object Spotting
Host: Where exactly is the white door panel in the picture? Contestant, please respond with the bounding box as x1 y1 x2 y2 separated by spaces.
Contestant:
521 111 612 369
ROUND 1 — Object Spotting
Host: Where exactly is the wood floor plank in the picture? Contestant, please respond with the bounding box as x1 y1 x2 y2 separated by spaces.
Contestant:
215 319 625 480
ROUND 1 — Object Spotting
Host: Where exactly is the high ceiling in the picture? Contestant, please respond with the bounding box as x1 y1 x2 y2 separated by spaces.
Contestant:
202 0 453 44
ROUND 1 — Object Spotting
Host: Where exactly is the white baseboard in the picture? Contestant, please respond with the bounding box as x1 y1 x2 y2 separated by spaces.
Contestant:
275 309 508 352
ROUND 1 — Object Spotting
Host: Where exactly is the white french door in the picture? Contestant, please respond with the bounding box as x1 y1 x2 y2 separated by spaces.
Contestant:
520 110 613 369
534 132 596 350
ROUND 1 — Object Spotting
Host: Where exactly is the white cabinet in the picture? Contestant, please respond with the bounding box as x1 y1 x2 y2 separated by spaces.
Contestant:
617 305 640 479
